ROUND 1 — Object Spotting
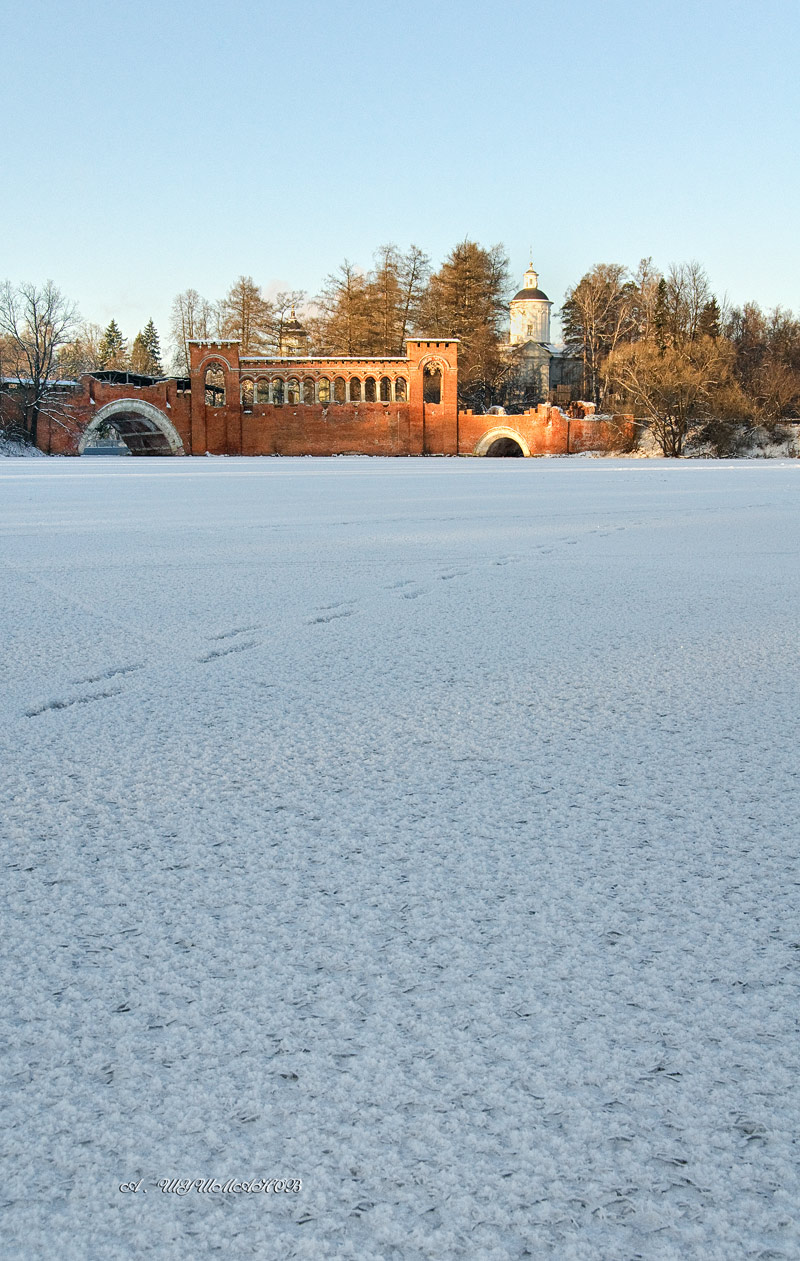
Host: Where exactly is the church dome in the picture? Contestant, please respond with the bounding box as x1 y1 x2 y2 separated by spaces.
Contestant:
512 287 550 302
283 317 307 337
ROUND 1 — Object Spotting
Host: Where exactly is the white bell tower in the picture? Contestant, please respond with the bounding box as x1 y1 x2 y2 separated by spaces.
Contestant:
509 263 552 344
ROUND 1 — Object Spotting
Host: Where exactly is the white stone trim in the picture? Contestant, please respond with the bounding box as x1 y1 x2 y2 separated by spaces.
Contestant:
196 353 232 371
473 426 531 458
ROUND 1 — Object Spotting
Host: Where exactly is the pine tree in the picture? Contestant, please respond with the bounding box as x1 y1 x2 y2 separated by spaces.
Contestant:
697 298 721 340
140 318 162 374
130 332 159 376
653 278 669 351
98 320 128 369
415 240 510 408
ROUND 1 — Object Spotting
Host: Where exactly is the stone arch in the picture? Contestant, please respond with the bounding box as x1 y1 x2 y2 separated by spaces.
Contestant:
473 426 530 458
78 399 185 456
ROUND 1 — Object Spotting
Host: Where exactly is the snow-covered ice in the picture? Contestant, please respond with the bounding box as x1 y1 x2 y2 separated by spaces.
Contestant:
1 456 799 1260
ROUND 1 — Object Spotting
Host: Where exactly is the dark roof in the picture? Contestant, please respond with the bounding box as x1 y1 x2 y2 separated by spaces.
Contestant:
283 319 308 337
512 288 550 302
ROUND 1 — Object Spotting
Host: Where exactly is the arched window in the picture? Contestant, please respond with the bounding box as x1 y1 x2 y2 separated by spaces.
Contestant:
380 375 391 402
364 376 376 402
349 377 361 403
318 377 331 404
334 376 346 404
256 378 270 404
394 376 407 401
204 364 226 407
423 366 442 404
286 378 300 404
272 378 284 405
303 377 315 404
241 378 254 409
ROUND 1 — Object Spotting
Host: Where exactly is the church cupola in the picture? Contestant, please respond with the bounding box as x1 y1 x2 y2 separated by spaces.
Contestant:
509 261 552 345
280 307 309 357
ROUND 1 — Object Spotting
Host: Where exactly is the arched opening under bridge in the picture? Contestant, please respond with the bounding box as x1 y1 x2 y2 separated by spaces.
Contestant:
78 400 185 456
473 426 530 458
486 437 525 457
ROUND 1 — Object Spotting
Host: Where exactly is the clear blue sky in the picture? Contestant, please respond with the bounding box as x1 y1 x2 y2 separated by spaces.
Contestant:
4 0 798 350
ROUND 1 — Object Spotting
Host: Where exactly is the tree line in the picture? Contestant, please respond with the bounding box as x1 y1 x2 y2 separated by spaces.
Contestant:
562 260 800 454
2 245 799 455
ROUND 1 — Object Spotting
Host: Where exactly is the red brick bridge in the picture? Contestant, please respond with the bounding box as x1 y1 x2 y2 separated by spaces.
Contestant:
39 338 632 457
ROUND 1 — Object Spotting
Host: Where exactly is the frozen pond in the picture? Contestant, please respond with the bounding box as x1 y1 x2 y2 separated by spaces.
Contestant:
1 456 799 1258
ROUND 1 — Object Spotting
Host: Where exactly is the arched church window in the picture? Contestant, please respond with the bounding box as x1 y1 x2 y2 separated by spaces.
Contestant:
204 364 226 407
272 378 284 405
303 377 315 404
364 376 376 402
333 376 346 403
349 377 361 402
286 378 300 405
423 366 441 404
255 378 270 404
394 376 407 401
318 377 331 404
380 375 391 402
240 378 254 410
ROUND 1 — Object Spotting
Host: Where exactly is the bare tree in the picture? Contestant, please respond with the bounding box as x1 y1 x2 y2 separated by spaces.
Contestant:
608 335 743 456
271 290 306 355
660 262 712 345
169 288 216 374
57 322 105 378
220 276 273 354
313 261 372 355
0 280 79 447
396 245 430 351
561 264 634 407
628 257 663 343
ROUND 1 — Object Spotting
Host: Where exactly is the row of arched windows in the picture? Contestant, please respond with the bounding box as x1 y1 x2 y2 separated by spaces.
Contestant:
203 365 409 408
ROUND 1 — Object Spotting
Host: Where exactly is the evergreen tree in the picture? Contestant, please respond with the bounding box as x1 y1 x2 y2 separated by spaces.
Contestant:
130 332 157 375
653 278 669 351
140 318 163 374
98 319 128 369
697 298 721 340
415 239 510 408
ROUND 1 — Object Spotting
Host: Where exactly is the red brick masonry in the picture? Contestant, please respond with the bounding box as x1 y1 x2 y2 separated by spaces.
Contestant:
38 339 634 457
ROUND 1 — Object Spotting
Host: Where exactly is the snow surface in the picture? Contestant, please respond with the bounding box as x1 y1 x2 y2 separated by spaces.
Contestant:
1 456 799 1260
0 435 47 458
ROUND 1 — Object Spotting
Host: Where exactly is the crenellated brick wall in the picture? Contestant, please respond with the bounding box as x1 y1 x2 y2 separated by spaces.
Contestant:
23 336 632 457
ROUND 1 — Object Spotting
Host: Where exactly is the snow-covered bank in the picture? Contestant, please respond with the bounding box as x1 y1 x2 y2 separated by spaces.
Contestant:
1 458 799 1259
0 434 47 457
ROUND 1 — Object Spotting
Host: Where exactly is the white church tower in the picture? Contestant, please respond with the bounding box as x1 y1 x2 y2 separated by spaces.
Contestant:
509 264 552 345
